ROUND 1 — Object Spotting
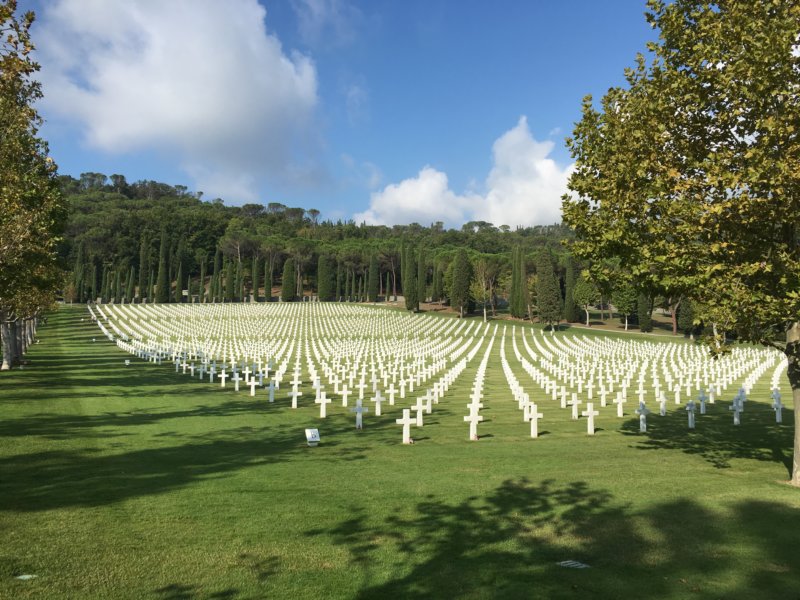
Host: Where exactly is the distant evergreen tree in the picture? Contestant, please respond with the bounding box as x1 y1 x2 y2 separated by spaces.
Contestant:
147 271 154 303
678 297 695 336
211 248 221 301
113 269 121 303
224 257 235 302
385 271 390 300
156 230 170 303
637 293 653 332
368 253 379 302
572 275 599 326
510 246 521 317
336 261 343 300
563 256 580 322
252 255 260 302
199 253 207 302
174 262 183 303
126 266 135 302
450 249 473 318
317 254 335 301
417 246 426 305
281 258 296 301
402 243 417 311
431 261 443 303
72 241 85 303
535 252 561 332
137 235 148 302
264 259 272 302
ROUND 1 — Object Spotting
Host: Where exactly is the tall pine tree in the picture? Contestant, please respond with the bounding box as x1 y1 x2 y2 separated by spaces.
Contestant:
535 252 561 332
155 230 170 303
367 253 379 302
563 256 580 322
450 249 473 318
281 258 296 302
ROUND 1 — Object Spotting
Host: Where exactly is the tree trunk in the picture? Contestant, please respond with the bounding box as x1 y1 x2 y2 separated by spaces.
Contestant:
1 319 14 370
483 306 487 322
624 314 628 331
585 307 590 326
670 297 681 335
787 321 800 486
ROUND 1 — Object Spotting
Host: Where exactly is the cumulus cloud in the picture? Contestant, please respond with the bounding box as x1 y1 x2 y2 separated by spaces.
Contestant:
355 117 573 228
292 0 364 47
34 0 320 201
354 167 481 227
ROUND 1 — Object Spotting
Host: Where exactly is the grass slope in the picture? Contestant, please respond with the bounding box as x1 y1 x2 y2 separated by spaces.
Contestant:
1 306 798 599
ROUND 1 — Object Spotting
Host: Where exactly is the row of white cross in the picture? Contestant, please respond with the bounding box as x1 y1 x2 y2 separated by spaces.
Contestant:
94 303 788 443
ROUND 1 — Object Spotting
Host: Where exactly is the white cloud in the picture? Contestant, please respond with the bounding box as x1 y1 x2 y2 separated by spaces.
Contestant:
355 117 573 228
35 0 321 201
292 0 363 47
354 167 481 227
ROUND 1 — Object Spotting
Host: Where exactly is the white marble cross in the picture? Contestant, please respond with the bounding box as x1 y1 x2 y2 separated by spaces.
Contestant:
412 397 425 426
529 403 543 438
569 395 581 421
249 377 258 397
772 389 783 424
219 369 228 388
581 403 599 435
340 385 351 407
371 390 384 416
729 398 741 426
289 386 301 409
268 380 275 403
386 383 397 405
232 372 241 392
613 393 625 418
315 391 331 418
635 402 651 433
464 411 483 440
350 398 368 429
686 400 696 429
396 408 415 443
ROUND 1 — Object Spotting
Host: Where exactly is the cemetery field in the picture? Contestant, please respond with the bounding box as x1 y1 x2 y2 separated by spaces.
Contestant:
2 305 800 600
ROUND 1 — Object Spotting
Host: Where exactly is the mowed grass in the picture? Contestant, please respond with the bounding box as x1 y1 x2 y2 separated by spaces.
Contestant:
1 306 799 600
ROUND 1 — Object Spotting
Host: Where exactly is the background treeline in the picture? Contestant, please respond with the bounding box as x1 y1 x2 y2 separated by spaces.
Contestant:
59 172 688 332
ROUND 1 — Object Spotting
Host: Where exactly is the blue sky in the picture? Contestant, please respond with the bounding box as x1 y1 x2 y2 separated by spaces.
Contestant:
29 0 657 227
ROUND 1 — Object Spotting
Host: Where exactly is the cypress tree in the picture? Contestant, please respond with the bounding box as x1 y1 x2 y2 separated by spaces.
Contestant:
264 258 272 302
385 272 390 301
89 262 97 302
563 256 580 322
212 248 221 302
156 230 170 303
637 293 653 332
225 257 235 302
350 270 357 301
137 235 148 302
368 253 379 302
236 260 244 301
535 252 561 332
317 254 335 301
517 247 529 318
678 297 695 336
336 261 343 301
450 249 473 318
510 246 520 317
174 262 183 303
148 271 154 303
252 255 260 302
126 266 135 302
403 243 417 311
100 265 108 303
113 269 121 303
199 254 207 303
281 258 296 301
417 246 426 305
72 241 85 303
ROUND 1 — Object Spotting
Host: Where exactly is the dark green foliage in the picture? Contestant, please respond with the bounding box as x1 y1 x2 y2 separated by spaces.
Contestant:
367 253 379 302
535 252 561 331
281 258 296 302
563 257 580 322
450 249 473 318
251 255 259 302
336 262 343 300
224 257 235 302
611 280 637 330
125 266 135 302
402 242 417 312
174 262 183 303
637 293 653 332
137 235 147 301
199 254 207 303
236 260 244 302
678 298 696 336
572 275 599 326
417 247 426 305
211 248 220 301
156 230 170 303
317 254 335 301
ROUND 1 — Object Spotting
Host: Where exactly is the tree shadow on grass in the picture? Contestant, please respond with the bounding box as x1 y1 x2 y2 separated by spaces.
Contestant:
620 402 793 477
307 478 800 599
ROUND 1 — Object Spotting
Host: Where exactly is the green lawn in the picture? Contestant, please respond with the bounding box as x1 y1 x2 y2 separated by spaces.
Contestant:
1 306 798 599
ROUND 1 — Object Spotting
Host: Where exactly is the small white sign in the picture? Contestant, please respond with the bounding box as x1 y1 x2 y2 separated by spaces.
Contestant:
305 428 320 447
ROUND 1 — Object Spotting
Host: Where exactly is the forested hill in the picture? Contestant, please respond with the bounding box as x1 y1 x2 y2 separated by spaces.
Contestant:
59 172 571 305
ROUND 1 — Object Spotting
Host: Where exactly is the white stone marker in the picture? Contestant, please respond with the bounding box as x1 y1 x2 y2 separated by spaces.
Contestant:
729 399 741 426
582 403 599 435
635 402 651 433
412 397 425 426
698 389 708 415
772 390 783 424
350 398 369 429
340 385 351 407
268 380 275 403
613 394 625 418
233 372 241 392
570 395 581 421
305 428 320 447
219 369 228 388
464 411 483 440
249 378 258 397
396 408 415 444
289 387 301 409
529 403 543 438
371 390 384 416
659 394 667 417
316 392 331 418
686 400 696 429
386 383 397 406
